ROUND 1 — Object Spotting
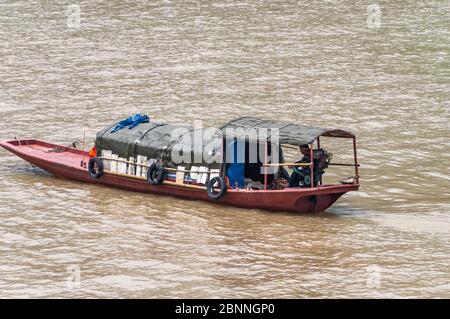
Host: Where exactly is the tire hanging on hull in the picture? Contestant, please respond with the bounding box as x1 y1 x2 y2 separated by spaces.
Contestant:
88 157 104 179
207 176 227 200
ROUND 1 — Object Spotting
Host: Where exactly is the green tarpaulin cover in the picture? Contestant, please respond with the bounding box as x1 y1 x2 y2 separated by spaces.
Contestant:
96 121 222 169
95 117 353 168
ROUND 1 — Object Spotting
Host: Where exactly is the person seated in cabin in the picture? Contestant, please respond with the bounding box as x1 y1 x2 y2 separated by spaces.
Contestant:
288 144 311 188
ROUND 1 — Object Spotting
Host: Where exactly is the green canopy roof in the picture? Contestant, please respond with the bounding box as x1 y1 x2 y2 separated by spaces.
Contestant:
221 117 354 146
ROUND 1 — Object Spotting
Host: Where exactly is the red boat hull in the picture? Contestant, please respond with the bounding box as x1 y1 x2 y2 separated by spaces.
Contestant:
0 140 359 213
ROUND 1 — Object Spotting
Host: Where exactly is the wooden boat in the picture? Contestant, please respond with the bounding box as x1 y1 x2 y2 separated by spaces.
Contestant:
0 117 360 213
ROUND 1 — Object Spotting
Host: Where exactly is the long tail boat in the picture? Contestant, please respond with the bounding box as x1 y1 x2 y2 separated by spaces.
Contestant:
0 117 360 213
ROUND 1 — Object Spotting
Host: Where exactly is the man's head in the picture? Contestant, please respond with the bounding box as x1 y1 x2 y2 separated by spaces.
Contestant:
299 144 310 155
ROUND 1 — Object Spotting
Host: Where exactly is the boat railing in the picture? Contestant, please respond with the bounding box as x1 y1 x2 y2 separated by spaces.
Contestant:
261 136 360 189
96 155 223 192
262 162 360 167
97 156 218 174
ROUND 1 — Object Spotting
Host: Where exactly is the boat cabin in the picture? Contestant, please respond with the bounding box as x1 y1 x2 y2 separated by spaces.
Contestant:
94 116 359 196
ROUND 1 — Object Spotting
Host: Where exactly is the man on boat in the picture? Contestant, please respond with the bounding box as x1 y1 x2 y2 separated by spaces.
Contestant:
288 144 311 188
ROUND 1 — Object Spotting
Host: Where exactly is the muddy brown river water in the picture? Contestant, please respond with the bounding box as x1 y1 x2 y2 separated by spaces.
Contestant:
0 0 449 298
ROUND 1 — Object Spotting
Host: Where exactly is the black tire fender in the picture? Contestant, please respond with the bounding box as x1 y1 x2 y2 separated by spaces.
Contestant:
147 163 165 185
207 176 227 200
88 157 104 179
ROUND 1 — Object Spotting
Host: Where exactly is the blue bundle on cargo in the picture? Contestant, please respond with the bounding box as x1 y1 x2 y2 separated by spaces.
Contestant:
111 114 150 133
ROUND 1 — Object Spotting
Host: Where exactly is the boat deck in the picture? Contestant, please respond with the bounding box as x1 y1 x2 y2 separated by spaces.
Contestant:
4 140 88 168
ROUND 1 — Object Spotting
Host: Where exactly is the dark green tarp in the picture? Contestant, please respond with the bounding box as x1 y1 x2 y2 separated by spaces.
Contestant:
95 121 222 169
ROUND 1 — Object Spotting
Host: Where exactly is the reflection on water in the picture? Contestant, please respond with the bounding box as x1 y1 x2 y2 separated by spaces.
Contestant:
0 1 449 298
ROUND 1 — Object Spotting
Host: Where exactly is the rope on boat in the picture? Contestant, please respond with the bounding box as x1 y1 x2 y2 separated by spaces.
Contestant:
24 145 69 153
130 123 165 159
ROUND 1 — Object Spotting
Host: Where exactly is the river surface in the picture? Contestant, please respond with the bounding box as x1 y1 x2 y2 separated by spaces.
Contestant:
0 0 449 298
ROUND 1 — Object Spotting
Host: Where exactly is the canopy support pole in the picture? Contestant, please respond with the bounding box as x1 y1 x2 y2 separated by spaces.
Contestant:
353 137 359 183
310 143 314 188
81 130 86 168
264 141 268 190
317 137 322 185
220 139 225 181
